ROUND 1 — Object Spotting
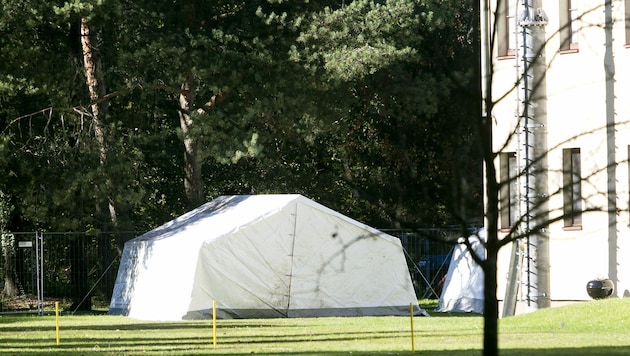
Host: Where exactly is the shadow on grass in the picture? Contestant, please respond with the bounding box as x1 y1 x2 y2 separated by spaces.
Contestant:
0 321 306 333
419 299 483 318
2 320 628 355
191 348 630 356
3 310 620 355
426 311 483 318
2 347 629 355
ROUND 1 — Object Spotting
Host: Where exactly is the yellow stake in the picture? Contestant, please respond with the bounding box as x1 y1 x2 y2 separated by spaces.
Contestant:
410 303 415 353
55 302 60 345
212 300 217 349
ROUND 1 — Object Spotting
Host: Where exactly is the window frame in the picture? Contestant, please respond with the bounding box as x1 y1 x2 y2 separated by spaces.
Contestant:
497 0 517 58
500 152 519 230
559 0 579 53
562 148 582 229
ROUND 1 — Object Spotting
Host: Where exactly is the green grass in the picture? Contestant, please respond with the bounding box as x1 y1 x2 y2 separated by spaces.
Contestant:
0 299 629 355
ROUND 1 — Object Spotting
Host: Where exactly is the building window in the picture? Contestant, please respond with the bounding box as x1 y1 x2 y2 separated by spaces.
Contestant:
498 0 517 57
563 148 582 228
559 0 579 52
500 152 519 230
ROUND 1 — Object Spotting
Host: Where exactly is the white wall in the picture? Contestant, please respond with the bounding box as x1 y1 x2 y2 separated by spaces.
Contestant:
485 0 630 307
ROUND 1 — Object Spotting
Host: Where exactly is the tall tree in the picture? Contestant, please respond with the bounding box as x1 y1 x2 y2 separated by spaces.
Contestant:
79 15 119 227
292 0 481 227
111 1 341 210
0 0 147 306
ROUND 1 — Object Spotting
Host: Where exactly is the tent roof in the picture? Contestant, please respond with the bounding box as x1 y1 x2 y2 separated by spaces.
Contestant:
131 194 391 245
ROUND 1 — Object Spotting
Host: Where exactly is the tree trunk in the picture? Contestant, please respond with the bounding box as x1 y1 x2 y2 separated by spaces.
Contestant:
0 193 17 298
478 0 500 354
481 104 500 354
481 110 501 354
482 129 500 356
1 233 18 298
483 232 499 356
178 71 205 209
80 17 117 224
80 17 118 304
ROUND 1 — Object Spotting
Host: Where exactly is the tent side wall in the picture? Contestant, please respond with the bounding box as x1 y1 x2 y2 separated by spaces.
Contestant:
438 235 485 314
109 240 141 316
184 208 296 319
287 200 423 317
109 238 203 320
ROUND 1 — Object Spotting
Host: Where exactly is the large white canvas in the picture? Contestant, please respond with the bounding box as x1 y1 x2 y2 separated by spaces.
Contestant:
109 194 424 320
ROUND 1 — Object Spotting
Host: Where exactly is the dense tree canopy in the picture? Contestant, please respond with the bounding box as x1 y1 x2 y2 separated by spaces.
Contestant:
0 0 481 233
292 0 481 226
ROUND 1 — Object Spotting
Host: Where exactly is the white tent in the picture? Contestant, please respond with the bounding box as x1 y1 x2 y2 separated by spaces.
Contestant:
437 229 485 314
109 194 425 320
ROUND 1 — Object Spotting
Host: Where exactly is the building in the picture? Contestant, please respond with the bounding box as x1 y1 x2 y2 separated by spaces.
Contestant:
482 0 630 315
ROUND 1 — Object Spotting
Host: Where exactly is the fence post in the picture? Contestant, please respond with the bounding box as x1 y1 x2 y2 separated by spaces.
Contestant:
35 231 44 315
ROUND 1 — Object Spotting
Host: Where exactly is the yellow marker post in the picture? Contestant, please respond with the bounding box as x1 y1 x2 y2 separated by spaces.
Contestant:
409 303 415 353
212 300 217 349
55 302 60 345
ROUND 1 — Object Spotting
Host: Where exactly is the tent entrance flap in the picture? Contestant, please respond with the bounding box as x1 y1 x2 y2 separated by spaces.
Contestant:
437 229 486 314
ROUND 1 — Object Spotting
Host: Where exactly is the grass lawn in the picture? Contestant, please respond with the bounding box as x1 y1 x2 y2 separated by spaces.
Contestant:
1 299 629 355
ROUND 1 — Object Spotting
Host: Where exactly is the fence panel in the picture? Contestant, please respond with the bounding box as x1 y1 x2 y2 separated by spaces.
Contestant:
384 227 476 299
0 231 138 313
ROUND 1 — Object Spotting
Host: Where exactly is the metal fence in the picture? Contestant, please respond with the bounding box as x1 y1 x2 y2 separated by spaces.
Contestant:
0 227 476 314
384 227 477 299
0 231 138 314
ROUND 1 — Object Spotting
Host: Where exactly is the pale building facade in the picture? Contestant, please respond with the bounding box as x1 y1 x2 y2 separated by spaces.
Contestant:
482 0 630 315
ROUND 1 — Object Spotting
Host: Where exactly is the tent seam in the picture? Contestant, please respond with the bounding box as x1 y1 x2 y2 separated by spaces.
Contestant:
285 200 298 316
